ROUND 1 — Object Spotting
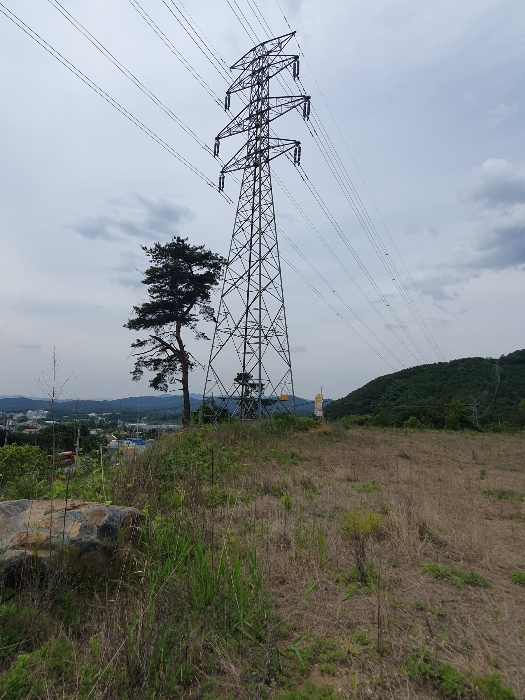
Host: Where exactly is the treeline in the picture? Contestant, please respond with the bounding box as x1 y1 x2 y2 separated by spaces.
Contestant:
325 349 525 427
0 423 103 453
336 398 522 432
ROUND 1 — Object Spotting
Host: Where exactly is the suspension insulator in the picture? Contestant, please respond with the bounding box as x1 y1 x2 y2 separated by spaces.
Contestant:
218 172 225 192
224 92 231 111
293 143 301 166
303 98 311 121
293 56 300 80
213 138 220 157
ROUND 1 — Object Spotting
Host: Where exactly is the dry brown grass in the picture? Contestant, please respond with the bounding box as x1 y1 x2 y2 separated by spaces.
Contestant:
208 425 525 698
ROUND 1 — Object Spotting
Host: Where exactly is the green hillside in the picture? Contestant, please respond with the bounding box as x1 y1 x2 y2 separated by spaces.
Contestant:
325 349 525 427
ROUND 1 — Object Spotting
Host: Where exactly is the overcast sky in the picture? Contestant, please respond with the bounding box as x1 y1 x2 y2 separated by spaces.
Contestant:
1 0 524 401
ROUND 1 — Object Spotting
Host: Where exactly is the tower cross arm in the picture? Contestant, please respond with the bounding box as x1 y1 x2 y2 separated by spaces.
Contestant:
229 31 296 71
227 55 298 95
221 138 299 174
216 95 310 141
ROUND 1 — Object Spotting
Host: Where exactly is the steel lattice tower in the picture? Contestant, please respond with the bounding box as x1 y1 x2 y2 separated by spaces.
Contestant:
203 32 310 421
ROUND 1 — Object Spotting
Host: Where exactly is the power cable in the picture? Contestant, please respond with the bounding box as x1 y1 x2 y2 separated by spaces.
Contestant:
302 102 447 362
19 2 404 371
0 4 233 205
271 0 449 360
224 0 431 363
169 0 230 71
128 0 223 105
293 162 428 362
226 0 259 44
160 0 231 81
46 0 214 154
274 173 420 364
139 0 425 366
278 228 405 367
281 255 396 370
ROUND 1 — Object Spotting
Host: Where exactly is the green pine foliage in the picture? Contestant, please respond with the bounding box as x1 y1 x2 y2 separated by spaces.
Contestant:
325 349 525 427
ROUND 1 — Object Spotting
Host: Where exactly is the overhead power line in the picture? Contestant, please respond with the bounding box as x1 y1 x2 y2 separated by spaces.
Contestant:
8 1 407 373
126 1 419 367
46 0 212 154
4 0 440 373
222 0 433 365
227 0 446 363
270 0 449 361
0 4 233 204
128 0 223 105
281 255 397 370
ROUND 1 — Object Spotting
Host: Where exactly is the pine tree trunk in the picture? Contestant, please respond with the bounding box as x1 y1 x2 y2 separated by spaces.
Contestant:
176 327 191 426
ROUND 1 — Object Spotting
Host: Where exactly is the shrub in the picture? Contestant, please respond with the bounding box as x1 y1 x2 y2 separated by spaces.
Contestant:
340 510 383 538
404 415 425 429
0 444 51 499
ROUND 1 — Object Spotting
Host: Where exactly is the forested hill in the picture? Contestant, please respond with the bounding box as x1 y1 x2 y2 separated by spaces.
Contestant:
325 349 525 425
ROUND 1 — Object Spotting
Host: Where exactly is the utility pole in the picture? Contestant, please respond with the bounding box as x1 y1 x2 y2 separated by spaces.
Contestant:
204 31 310 421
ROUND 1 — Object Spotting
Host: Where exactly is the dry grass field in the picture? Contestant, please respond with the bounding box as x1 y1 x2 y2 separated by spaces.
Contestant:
201 424 525 698
2 423 524 699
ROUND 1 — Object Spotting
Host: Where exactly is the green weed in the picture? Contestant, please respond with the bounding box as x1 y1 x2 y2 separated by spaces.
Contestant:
422 562 489 588
0 639 75 700
405 647 516 699
510 570 525 585
281 489 294 511
483 489 523 502
336 562 385 597
351 480 380 493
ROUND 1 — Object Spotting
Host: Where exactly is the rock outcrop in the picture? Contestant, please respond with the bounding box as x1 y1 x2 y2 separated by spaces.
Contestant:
0 499 144 580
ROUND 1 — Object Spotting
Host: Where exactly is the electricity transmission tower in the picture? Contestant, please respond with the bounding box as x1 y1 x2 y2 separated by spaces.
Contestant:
203 31 310 422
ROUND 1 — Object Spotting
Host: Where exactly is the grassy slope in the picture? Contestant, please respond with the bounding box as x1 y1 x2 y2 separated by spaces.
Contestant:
1 422 524 699
324 349 525 424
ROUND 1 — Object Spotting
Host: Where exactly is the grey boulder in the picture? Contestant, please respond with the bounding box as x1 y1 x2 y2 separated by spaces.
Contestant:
0 499 144 579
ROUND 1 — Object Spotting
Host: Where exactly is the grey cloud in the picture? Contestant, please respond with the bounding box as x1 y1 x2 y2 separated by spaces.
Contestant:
469 202 525 270
16 343 43 350
465 159 525 270
417 159 525 299
75 218 116 241
74 195 194 242
290 345 306 353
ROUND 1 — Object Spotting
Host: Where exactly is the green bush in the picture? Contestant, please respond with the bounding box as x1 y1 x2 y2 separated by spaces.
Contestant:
0 444 50 499
0 639 75 700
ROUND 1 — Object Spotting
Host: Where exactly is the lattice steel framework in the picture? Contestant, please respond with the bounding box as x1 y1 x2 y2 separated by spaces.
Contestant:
203 32 310 421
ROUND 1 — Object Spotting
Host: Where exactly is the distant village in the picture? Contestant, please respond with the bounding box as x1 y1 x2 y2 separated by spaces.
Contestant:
1 407 181 455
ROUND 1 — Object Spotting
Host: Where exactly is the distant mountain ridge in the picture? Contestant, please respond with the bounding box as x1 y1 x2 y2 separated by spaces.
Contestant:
0 393 322 418
325 349 525 425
